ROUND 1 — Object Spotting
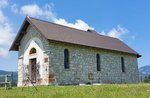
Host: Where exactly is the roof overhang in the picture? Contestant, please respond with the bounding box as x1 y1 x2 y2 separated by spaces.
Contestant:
9 17 30 51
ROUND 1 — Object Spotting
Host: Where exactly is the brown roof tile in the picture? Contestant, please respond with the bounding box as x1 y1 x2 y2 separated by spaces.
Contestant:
10 16 141 57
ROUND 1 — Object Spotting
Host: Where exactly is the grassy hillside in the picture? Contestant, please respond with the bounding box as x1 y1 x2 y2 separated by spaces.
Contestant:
0 84 150 98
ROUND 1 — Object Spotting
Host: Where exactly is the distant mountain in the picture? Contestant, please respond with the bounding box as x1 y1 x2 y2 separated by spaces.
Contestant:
139 65 150 76
0 70 18 86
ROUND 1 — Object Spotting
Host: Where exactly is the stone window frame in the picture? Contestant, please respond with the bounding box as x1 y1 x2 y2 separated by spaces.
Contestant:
64 49 70 69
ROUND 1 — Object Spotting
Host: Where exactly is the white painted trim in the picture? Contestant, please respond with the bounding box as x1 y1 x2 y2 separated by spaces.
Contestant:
23 37 44 79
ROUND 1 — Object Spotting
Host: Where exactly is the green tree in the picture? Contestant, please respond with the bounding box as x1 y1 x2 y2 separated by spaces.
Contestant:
144 75 150 83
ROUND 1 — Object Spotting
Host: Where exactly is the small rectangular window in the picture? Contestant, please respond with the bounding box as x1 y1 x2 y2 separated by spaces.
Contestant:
121 57 125 72
96 54 101 71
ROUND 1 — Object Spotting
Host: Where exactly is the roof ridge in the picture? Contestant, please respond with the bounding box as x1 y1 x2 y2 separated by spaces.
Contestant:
28 17 132 42
28 16 124 43
28 16 103 35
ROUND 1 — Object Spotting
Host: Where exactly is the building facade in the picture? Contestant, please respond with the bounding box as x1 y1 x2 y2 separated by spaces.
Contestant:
10 17 140 86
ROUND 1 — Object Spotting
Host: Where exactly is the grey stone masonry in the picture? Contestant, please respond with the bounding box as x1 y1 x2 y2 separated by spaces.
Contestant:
18 25 139 86
48 41 139 84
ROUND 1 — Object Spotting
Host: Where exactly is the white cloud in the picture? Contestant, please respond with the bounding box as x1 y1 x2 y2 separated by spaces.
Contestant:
0 0 8 8
101 25 128 40
11 3 18 14
11 3 133 41
0 48 8 58
0 23 14 46
0 23 15 58
20 4 42 16
13 3 93 31
54 18 94 31
0 1 15 58
20 3 56 20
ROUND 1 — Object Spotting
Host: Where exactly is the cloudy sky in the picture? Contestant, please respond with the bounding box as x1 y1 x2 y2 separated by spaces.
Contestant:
0 0 150 71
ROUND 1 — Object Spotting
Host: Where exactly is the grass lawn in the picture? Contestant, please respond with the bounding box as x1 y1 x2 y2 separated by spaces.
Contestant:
0 84 150 98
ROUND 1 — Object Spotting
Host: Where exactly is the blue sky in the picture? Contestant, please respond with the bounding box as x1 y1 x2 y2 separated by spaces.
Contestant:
0 0 149 71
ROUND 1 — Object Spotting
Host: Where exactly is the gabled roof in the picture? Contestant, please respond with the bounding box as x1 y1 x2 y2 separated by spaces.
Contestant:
10 16 141 57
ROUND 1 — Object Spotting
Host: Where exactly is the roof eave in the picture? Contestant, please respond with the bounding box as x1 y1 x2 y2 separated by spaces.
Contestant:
9 16 141 58
47 39 141 58
9 16 30 51
137 54 142 58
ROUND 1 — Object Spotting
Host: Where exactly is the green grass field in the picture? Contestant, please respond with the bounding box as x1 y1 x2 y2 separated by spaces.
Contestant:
0 84 150 98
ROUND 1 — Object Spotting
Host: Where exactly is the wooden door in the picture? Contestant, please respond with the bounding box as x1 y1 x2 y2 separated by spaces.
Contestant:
30 58 36 83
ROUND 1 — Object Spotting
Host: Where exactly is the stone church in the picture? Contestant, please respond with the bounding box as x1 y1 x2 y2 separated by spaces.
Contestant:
10 16 141 86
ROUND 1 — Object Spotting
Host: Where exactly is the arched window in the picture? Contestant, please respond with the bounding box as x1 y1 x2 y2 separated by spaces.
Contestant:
96 54 101 71
64 49 69 69
121 57 125 72
29 48 36 55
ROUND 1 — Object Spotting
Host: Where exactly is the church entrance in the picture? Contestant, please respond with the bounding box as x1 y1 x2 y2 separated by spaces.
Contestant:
30 58 37 83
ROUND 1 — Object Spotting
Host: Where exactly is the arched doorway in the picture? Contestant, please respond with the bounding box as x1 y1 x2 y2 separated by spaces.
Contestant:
29 48 38 83
22 37 49 86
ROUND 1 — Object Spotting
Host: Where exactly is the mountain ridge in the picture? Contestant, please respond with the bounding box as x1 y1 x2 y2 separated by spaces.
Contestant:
139 65 150 76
